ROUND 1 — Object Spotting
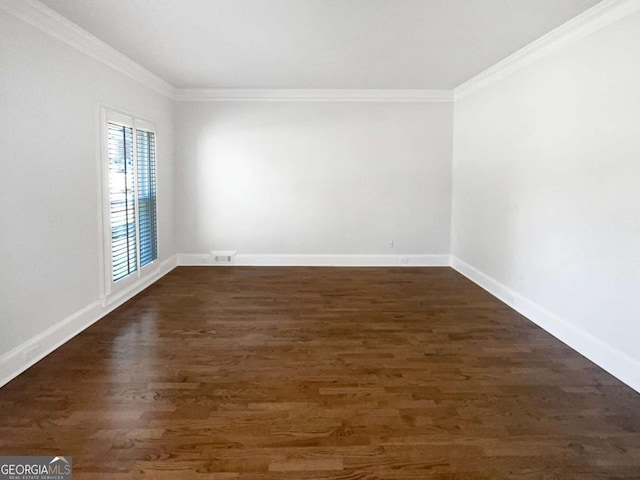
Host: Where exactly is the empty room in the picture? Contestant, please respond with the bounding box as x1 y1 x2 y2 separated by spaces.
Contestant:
1 0 639 478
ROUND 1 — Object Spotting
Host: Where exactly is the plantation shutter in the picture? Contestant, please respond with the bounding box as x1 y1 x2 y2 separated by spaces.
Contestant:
137 130 158 267
108 122 138 281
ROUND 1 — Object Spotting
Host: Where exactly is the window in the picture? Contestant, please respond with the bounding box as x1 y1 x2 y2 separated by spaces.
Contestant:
101 110 158 295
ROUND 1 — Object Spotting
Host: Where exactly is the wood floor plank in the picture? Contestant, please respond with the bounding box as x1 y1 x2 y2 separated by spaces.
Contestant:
1 266 639 478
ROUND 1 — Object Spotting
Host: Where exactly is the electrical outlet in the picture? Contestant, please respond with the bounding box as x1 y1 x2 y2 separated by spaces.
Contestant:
388 240 394 249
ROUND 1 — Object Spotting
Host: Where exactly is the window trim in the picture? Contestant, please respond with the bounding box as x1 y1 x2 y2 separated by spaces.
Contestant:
99 108 159 301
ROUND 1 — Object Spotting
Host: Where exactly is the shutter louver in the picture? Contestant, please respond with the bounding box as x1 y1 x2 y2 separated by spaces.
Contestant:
137 130 158 267
108 122 138 281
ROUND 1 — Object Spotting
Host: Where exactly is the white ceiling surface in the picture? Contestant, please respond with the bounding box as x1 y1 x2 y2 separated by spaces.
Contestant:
39 0 601 89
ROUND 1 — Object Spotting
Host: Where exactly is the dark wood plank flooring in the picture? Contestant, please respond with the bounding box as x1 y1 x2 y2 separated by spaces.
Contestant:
1 267 639 479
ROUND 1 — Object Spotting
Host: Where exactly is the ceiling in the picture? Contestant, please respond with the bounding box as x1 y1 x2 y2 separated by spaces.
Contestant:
39 0 601 89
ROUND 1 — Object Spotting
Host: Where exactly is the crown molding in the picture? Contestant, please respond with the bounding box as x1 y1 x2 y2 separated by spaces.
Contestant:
455 0 640 100
7 0 635 104
0 0 175 99
174 88 454 102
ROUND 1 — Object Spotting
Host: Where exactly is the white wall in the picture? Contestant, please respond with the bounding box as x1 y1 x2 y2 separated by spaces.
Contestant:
0 10 175 365
174 101 452 258
452 11 640 387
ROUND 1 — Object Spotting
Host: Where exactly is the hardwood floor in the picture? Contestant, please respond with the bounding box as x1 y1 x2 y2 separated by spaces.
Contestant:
1 267 639 479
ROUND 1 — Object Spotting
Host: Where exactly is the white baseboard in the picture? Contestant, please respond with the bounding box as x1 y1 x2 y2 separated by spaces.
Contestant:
0 255 177 389
451 256 640 393
177 253 451 267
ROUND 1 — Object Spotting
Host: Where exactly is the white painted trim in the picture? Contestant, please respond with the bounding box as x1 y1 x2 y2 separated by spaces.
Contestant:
210 250 237 257
174 89 454 103
0 0 175 98
4 0 637 102
0 255 177 389
177 253 451 267
99 108 161 300
451 256 640 394
102 256 173 307
454 0 640 100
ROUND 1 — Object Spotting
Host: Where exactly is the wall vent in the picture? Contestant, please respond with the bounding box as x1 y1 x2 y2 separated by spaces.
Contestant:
211 250 237 264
